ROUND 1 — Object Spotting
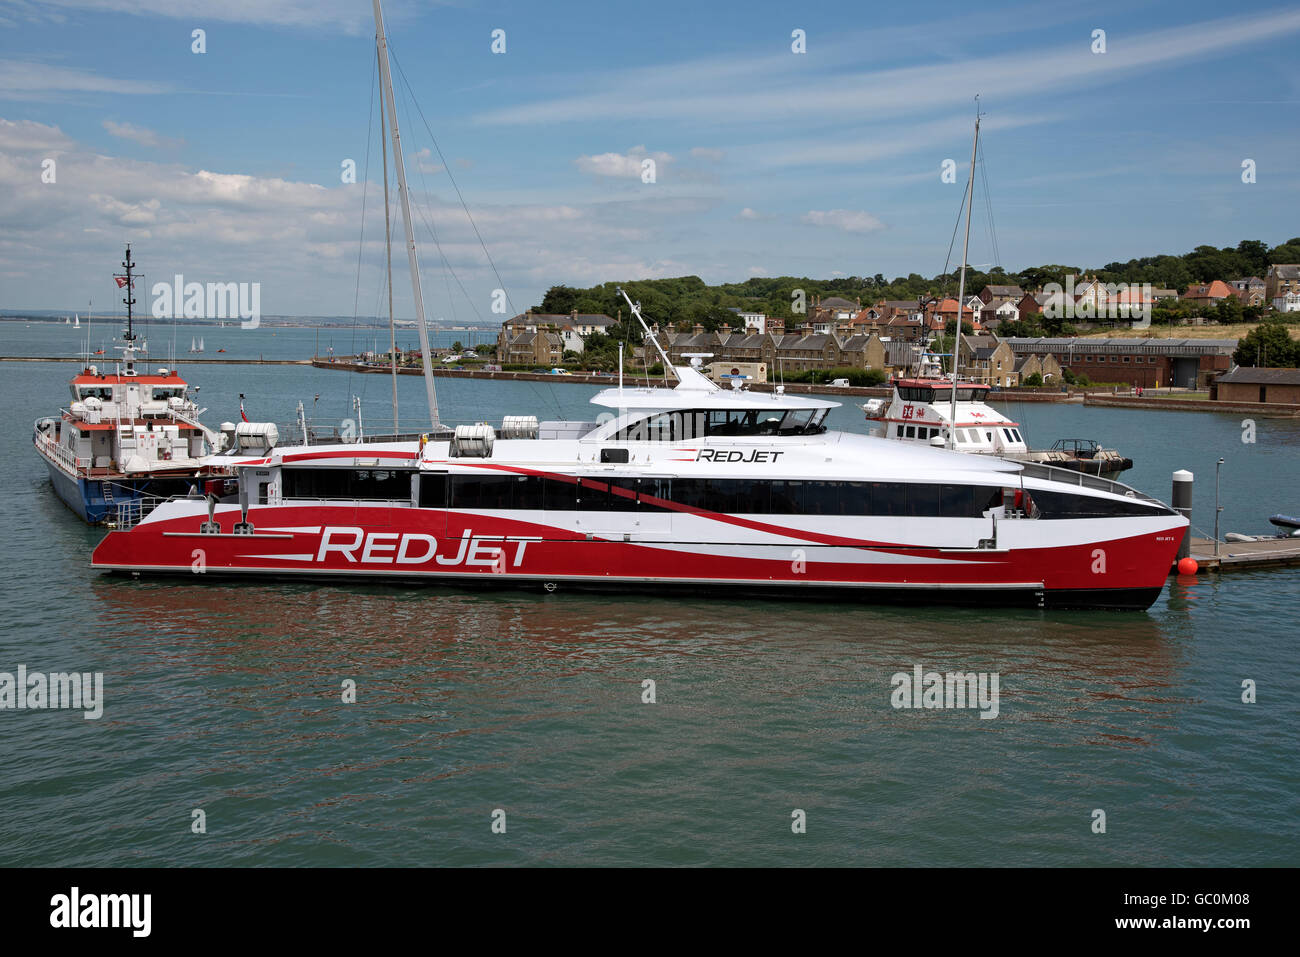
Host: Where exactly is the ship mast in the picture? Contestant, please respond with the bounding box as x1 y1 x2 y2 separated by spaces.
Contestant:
373 0 439 429
948 103 980 450
377 43 399 436
114 244 139 375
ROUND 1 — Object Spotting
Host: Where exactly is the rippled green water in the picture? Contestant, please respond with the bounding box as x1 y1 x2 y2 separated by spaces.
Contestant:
2 324 1297 866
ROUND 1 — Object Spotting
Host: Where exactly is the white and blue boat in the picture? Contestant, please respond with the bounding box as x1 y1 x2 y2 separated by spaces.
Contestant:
32 246 232 525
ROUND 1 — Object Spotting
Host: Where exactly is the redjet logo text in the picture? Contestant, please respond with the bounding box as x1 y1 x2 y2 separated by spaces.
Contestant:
315 527 540 567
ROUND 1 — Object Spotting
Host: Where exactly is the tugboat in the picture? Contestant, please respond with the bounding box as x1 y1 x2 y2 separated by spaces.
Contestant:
861 342 1133 476
31 246 233 525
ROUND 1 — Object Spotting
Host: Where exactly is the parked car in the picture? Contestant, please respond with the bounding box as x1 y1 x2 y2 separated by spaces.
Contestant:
549 368 572 375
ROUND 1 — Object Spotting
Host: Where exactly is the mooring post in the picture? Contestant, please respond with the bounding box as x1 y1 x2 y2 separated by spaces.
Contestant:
1172 469 1193 560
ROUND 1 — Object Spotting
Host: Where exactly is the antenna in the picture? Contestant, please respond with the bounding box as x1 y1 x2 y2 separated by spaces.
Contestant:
617 287 676 381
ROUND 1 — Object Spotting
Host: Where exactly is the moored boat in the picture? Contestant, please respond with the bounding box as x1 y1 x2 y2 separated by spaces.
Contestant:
32 247 233 524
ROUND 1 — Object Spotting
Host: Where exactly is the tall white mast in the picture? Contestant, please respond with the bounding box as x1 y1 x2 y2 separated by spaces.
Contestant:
377 43 399 436
373 0 439 428
949 103 980 450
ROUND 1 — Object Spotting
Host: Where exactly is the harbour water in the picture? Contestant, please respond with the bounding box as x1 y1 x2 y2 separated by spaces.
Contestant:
1 320 1296 866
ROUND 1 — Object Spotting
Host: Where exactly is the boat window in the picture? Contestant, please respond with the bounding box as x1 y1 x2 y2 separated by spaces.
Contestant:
1013 429 1023 442
419 476 1010 518
966 429 980 443
776 409 814 435
1030 489 1166 519
78 386 114 401
904 425 916 439
152 387 185 401
282 467 414 501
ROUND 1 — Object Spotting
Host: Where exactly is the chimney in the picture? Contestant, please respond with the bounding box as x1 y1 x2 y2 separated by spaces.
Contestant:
693 323 704 336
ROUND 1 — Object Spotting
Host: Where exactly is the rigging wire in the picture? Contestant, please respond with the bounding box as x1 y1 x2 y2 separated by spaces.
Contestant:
390 47 519 319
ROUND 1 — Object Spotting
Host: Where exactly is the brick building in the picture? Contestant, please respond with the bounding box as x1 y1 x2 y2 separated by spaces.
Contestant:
1211 367 1300 404
1002 337 1235 389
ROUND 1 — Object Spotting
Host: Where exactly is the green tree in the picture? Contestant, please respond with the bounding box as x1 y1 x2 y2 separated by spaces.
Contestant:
1022 372 1043 387
1234 321 1297 367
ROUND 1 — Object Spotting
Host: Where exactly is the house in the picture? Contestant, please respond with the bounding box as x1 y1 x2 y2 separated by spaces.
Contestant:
1016 291 1042 317
810 295 860 325
727 308 768 333
1211 367 1300 404
503 330 564 366
979 284 1025 304
1013 352 1062 384
959 334 1017 387
1266 265 1300 312
498 310 616 356
1181 280 1237 310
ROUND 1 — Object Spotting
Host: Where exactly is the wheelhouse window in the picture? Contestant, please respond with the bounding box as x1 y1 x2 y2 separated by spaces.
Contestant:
613 406 827 441
77 386 114 401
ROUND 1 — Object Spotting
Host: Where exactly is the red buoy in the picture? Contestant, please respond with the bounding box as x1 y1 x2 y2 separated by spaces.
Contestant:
1177 557 1199 575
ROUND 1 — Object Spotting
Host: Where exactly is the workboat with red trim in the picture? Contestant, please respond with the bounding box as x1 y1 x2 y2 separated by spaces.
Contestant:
32 246 232 524
91 354 1187 609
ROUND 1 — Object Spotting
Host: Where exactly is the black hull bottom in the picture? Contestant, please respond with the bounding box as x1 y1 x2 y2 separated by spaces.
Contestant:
95 567 1165 612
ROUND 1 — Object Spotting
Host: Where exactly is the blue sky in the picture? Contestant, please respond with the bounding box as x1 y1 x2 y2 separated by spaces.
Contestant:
2 0 1299 321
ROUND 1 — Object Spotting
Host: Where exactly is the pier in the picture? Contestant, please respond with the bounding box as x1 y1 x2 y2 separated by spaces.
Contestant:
1181 536 1300 573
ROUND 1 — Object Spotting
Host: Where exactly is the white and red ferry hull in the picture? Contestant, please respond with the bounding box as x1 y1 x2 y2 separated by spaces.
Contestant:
91 498 1186 610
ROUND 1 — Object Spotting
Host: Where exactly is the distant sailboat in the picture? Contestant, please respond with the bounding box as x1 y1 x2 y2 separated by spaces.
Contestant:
64 316 70 325
73 314 80 328
199 336 204 352
189 336 204 354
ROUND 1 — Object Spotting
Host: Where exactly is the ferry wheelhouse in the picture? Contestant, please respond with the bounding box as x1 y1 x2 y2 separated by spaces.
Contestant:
92 359 1186 609
32 247 230 524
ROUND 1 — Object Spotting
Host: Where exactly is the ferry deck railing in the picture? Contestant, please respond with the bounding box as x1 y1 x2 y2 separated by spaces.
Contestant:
1016 461 1165 507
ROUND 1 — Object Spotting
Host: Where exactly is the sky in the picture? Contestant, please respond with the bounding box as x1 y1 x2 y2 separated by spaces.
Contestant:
1 0 1299 322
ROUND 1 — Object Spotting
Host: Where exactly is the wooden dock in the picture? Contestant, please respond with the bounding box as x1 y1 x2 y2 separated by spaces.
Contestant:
1177 536 1300 573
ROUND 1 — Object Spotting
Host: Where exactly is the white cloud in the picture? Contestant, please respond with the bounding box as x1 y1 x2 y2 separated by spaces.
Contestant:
747 265 766 276
802 209 885 233
16 0 378 31
0 58 168 100
103 120 182 149
475 10 1300 130
575 145 672 179
738 207 762 220
690 147 725 162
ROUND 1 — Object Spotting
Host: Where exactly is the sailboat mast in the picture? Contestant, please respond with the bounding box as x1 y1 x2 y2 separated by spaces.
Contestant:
378 44 399 436
373 0 439 429
948 109 979 450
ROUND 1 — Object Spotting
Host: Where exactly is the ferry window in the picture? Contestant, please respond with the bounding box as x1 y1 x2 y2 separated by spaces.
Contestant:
1030 489 1164 519
777 409 814 435
1013 429 1023 442
985 431 994 443
544 476 582 510
670 478 710 510
78 386 114 401
807 409 829 433
282 467 413 501
353 469 414 501
966 429 980 443
152 387 185 401
905 426 916 439
906 483 942 517
418 473 447 508
869 482 907 515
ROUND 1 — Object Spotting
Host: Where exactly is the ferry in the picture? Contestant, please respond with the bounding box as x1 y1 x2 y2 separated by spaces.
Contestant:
32 247 232 524
91 350 1187 609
